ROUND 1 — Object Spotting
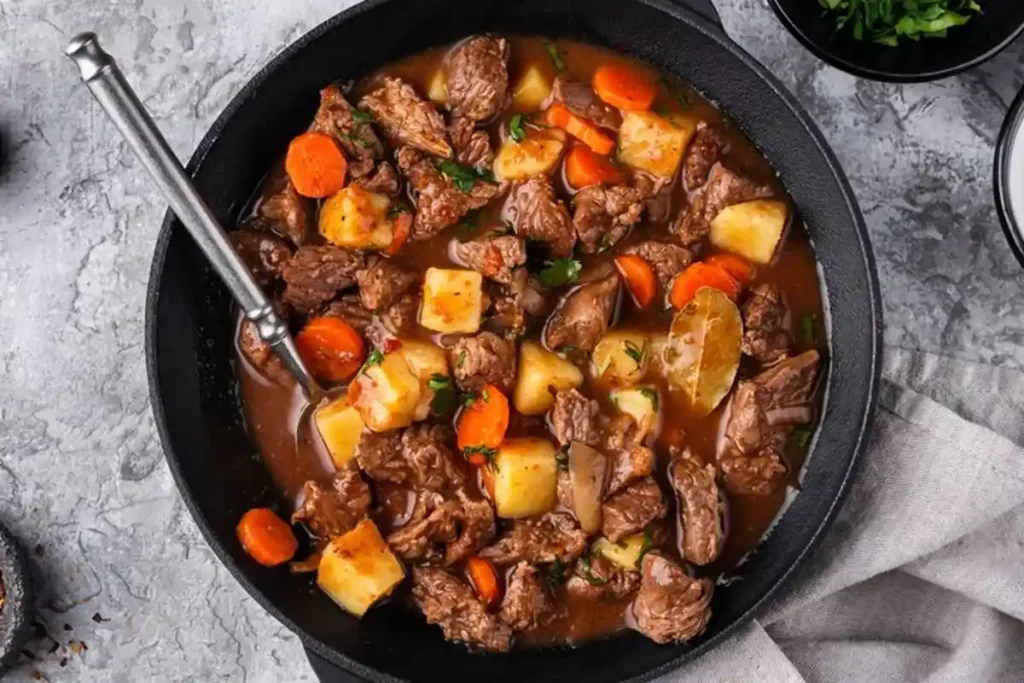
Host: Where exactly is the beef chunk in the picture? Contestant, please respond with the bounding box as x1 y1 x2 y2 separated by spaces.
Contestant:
550 389 599 447
238 312 291 386
259 181 309 246
549 77 620 130
508 175 576 258
446 36 510 122
454 235 526 284
412 566 513 652
606 444 655 495
566 553 641 600
479 512 588 566
356 255 418 312
599 412 636 454
281 246 365 313
355 424 465 493
354 161 400 196
720 350 820 495
374 291 421 346
633 553 713 644
312 84 384 178
669 453 723 566
674 164 772 246
231 228 293 287
623 241 693 293
487 269 549 337
449 116 495 168
359 77 451 158
389 490 492 565
447 331 516 393
321 294 373 334
291 466 371 539
741 283 791 364
573 185 644 254
632 171 673 224
544 267 619 352
446 492 498 564
601 478 666 542
682 122 722 190
498 562 560 632
397 146 499 240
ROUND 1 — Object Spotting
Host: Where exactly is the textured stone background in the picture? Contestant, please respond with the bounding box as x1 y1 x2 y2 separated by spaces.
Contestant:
0 0 1022 681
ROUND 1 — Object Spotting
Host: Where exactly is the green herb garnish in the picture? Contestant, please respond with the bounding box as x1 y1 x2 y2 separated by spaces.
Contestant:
635 526 654 569
542 558 566 589
456 350 467 369
820 0 980 45
638 387 659 411
801 313 817 345
791 426 813 450
386 201 412 220
435 158 496 192
509 113 526 143
460 392 478 409
623 340 646 367
461 445 499 464
543 39 565 72
360 348 385 375
337 129 374 148
579 554 608 587
351 109 374 124
538 258 582 287
458 209 481 235
428 373 456 415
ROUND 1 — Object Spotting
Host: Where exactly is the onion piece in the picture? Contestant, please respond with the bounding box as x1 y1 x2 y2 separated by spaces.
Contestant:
568 442 608 533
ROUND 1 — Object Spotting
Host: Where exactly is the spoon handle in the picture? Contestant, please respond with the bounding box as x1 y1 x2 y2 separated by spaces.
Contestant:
65 32 321 399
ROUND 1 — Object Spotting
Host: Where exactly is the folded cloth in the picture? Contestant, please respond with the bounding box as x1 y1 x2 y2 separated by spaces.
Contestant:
663 347 1024 683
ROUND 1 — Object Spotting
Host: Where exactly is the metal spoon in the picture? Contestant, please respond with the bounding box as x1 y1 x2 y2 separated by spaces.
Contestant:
65 32 324 401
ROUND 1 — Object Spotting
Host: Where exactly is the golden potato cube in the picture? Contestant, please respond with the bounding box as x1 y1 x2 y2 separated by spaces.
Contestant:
318 186 394 250
512 65 552 110
419 268 484 334
593 533 647 571
709 199 789 264
315 395 366 469
513 341 584 415
592 331 650 388
353 351 422 432
494 129 567 181
493 438 559 518
317 519 406 617
427 69 447 104
610 386 660 442
616 110 695 178
397 339 450 421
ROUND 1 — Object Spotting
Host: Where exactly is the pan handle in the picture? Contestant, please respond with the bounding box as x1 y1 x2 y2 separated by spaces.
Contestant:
65 32 323 400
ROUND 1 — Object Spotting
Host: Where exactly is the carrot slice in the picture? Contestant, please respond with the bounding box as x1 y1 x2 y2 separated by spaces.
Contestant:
466 556 501 606
615 254 657 308
295 316 366 383
565 144 625 189
544 103 615 156
705 253 755 287
457 384 510 453
593 65 657 111
385 212 412 256
236 508 298 567
285 131 348 198
669 263 740 309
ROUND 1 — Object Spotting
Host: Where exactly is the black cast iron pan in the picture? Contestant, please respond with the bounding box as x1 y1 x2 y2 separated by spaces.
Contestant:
145 0 882 681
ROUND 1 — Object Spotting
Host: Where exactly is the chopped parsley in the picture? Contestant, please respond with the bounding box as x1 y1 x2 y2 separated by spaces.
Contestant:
457 209 481 235
456 350 467 369
543 39 565 72
802 313 818 345
351 109 374 124
428 373 456 415
508 113 526 143
538 258 582 287
623 340 646 367
579 554 607 586
635 526 655 569
434 158 496 192
820 0 980 46
460 392 478 409
337 129 373 148
542 558 566 589
638 386 659 411
361 349 384 375
461 444 498 465
791 426 813 450
386 201 412 220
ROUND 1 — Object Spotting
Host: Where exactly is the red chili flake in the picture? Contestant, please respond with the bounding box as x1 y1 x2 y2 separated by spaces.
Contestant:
383 338 403 353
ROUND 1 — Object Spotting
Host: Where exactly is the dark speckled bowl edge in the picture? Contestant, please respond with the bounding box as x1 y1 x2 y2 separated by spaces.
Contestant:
0 524 34 674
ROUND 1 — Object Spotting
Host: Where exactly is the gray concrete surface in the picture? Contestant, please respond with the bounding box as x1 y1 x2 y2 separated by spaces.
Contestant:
0 0 1021 680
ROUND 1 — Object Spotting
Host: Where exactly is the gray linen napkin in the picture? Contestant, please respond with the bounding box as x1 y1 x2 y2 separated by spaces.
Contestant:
663 347 1024 683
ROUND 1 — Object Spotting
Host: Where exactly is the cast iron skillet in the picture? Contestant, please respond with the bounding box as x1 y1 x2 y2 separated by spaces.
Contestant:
145 0 882 680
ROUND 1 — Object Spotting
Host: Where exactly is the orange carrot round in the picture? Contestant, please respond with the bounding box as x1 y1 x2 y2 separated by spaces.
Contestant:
544 103 615 156
285 131 348 198
705 253 755 287
457 384 510 453
295 316 366 383
593 65 657 111
385 213 412 256
236 508 298 567
565 145 625 189
669 263 740 309
615 254 658 308
466 556 501 606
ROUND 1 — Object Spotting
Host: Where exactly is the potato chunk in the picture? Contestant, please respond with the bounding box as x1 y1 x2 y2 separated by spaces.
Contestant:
494 128 567 181
318 519 406 617
610 386 660 443
398 339 450 421
318 185 394 250
512 65 552 110
315 395 366 469
709 199 789 264
419 268 484 334
593 533 647 571
493 438 559 518
513 341 585 415
616 110 695 178
427 69 447 105
592 331 650 388
352 351 422 432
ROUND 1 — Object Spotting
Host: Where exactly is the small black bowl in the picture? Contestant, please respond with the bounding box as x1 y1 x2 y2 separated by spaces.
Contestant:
0 524 33 675
995 85 1024 268
768 0 1024 82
